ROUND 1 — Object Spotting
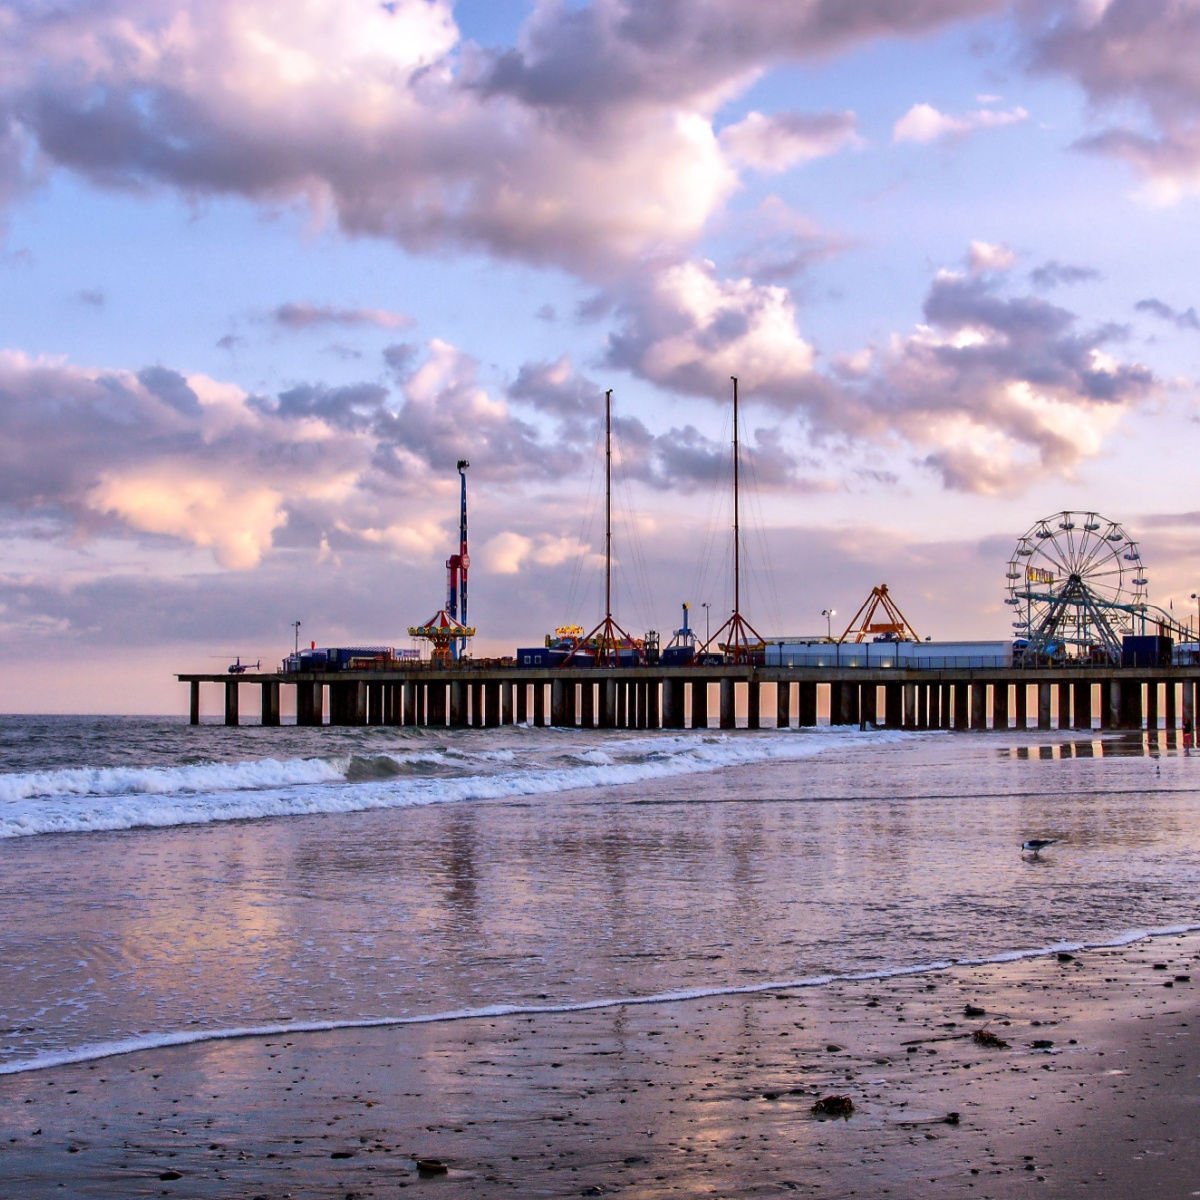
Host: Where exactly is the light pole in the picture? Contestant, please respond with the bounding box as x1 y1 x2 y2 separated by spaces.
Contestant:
702 601 710 644
822 608 836 641
1192 594 1199 639
292 620 302 655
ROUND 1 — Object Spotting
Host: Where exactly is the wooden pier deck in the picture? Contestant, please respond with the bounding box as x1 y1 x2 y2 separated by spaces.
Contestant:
178 663 1200 732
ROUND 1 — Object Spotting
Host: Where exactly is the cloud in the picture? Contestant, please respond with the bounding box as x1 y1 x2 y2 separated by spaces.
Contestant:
1029 260 1102 290
271 303 413 331
1135 297 1200 332
892 101 1029 143
1025 0 1200 201
508 357 599 418
0 340 589 568
967 240 1016 273
481 531 598 575
87 468 285 570
849 267 1156 491
729 196 853 283
604 259 821 405
720 110 860 172
0 0 1006 279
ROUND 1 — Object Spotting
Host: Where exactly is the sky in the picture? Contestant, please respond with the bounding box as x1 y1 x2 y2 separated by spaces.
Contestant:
4 0 1200 713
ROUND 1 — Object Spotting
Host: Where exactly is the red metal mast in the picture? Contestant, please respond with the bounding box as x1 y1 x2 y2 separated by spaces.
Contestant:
698 375 764 664
567 389 638 666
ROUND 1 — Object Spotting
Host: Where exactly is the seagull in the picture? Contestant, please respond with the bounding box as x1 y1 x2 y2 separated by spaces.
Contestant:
1022 838 1057 857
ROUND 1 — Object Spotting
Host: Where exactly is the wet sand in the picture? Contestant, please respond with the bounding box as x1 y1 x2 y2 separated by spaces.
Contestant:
3 933 1198 1198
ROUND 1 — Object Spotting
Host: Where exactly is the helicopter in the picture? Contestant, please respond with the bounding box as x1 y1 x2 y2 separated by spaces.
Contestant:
226 656 261 675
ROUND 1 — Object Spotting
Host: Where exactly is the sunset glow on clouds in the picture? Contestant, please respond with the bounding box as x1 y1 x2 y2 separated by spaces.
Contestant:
2 0 1200 710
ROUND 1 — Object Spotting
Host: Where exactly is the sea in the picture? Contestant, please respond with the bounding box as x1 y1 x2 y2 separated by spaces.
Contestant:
2 714 1199 1078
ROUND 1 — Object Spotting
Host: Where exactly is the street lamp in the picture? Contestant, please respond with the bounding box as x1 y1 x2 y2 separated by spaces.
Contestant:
822 608 836 641
701 601 710 643
292 620 302 655
1191 593 1199 639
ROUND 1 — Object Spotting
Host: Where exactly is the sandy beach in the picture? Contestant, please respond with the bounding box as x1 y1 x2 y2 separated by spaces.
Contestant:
4 930 1198 1198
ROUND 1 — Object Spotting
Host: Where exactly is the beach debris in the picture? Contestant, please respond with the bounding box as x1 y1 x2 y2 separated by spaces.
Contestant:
1056 952 1075 963
811 1094 855 1118
972 1027 1010 1049
413 1156 449 1177
1030 1039 1055 1050
963 1003 986 1017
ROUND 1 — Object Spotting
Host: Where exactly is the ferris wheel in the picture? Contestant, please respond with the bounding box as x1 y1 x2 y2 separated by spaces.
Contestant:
1006 511 1148 662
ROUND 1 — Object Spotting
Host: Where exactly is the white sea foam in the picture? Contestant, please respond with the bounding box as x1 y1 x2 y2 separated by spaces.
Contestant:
0 727 908 839
4 923 1196 1077
0 756 346 804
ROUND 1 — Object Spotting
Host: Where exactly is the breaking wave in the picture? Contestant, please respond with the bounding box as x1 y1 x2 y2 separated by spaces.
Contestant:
0 728 914 839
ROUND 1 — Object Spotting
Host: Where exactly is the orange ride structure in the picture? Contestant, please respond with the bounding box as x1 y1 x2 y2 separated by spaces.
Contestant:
838 584 921 643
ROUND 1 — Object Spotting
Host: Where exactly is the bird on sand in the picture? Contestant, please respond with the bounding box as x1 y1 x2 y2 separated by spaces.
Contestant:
1021 838 1057 857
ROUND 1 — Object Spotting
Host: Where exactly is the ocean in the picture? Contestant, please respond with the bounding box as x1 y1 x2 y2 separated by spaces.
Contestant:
2 715 1198 1079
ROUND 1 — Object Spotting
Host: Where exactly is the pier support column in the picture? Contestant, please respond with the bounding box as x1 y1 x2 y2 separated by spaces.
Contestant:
1145 681 1160 732
691 680 710 729
970 683 987 730
405 682 420 726
860 685 879 728
515 683 529 725
1037 684 1053 730
644 681 660 729
224 680 239 726
907 683 922 729
1056 682 1071 730
663 678 685 729
992 682 1009 730
533 683 547 727
330 681 367 726
1165 682 1178 730
261 681 280 727
296 682 323 726
599 679 616 728
189 680 201 725
797 682 818 728
451 681 468 724
1014 683 1028 730
484 681 502 728
746 680 761 730
579 681 596 728
427 682 447 727
831 682 858 727
884 683 903 729
776 681 792 730
1118 680 1142 729
953 682 970 730
1184 681 1195 733
499 681 514 726
1105 679 1121 730
1072 681 1092 730
551 679 572 727
719 679 736 729
614 682 628 728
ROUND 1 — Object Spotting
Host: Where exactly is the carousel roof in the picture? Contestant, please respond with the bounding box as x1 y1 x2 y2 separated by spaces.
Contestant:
408 609 476 638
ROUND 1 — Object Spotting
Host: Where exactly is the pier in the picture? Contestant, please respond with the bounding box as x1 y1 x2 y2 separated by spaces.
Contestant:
179 663 1200 732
